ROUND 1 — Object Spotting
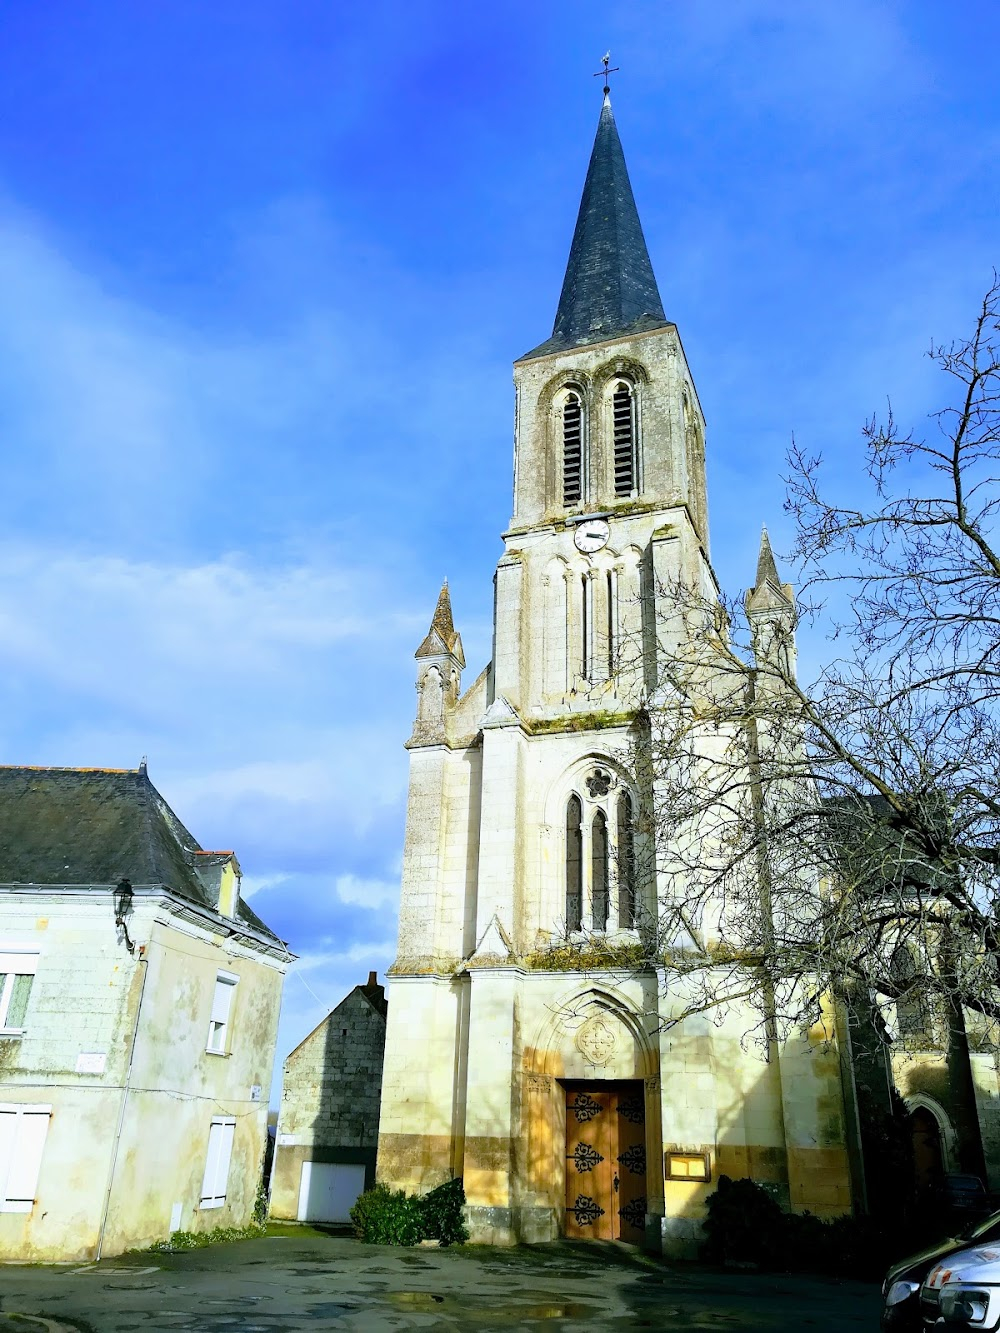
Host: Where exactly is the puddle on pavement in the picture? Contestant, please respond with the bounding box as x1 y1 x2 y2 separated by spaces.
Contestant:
391 1293 445 1309
388 1291 597 1322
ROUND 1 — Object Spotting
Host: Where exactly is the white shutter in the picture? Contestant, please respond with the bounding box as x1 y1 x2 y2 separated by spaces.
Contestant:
0 1110 15 1211
0 953 38 975
200 1122 223 1205
200 1117 236 1208
216 1119 235 1200
210 979 235 1026
0 1105 50 1212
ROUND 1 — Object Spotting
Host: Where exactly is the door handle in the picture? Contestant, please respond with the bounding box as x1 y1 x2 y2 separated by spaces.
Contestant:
613 1173 619 1193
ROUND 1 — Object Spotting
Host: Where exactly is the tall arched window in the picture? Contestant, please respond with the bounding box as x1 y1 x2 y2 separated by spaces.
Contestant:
617 791 636 927
563 392 583 505
592 810 609 931
612 381 637 496
890 945 929 1041
566 795 583 931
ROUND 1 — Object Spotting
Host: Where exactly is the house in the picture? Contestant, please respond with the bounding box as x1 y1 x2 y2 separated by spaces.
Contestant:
0 763 289 1261
269 972 386 1225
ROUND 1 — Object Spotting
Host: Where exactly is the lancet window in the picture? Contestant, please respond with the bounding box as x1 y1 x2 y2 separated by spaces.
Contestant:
592 810 609 931
566 795 583 931
562 391 584 505
612 381 637 496
563 774 641 936
617 791 636 927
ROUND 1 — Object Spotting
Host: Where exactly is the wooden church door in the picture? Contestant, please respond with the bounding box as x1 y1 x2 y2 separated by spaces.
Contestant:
564 1082 647 1242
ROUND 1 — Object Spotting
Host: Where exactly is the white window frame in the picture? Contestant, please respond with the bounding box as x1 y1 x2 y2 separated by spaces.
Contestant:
0 952 39 1035
0 1104 51 1212
200 1116 236 1209
206 971 238 1056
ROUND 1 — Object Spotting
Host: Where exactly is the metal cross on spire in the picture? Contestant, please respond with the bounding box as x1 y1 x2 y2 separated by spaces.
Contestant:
593 51 620 95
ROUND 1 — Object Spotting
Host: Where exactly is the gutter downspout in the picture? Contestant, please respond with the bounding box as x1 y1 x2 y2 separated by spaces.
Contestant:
96 952 149 1261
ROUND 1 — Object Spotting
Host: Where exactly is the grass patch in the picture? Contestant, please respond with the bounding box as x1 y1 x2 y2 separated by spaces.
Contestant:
134 1222 266 1254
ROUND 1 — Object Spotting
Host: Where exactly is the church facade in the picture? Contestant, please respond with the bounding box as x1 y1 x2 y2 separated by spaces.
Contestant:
376 95 854 1254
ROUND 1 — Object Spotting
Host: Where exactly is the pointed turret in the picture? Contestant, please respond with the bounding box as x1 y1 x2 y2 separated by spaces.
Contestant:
522 95 667 360
409 581 465 748
415 580 465 668
746 526 794 614
746 527 797 682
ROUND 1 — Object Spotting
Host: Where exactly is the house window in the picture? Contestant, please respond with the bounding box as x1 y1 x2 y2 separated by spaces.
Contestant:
200 1116 236 1209
207 973 238 1055
890 945 930 1041
0 953 38 1034
0 1104 51 1211
563 391 584 505
566 795 583 932
612 381 637 496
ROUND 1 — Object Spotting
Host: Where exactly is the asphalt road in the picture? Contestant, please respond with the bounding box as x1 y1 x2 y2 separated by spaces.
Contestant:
0 1228 881 1332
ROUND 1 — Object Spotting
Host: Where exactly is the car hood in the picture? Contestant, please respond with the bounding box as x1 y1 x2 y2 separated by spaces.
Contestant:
887 1234 965 1285
926 1246 1000 1287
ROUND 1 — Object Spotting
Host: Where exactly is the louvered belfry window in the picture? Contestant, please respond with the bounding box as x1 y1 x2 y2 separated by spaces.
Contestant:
562 392 583 505
613 382 636 496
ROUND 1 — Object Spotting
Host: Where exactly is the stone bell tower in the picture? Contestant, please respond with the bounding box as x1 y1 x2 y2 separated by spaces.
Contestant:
377 90 854 1254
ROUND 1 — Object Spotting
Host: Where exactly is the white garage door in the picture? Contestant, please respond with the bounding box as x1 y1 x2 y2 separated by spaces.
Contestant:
296 1161 367 1223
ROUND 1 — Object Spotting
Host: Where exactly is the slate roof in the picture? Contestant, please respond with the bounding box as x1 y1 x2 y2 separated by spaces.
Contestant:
0 764 284 946
521 95 667 361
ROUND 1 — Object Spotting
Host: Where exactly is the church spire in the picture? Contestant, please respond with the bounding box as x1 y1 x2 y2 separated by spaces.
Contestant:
755 526 782 591
415 580 465 667
523 94 667 360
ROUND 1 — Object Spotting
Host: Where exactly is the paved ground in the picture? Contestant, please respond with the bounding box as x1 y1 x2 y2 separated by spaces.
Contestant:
0 1228 881 1332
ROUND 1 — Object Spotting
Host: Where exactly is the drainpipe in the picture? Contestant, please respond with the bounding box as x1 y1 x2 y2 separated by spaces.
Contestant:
96 952 149 1261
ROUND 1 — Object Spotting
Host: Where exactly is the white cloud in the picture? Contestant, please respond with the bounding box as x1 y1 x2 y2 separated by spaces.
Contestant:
334 873 400 910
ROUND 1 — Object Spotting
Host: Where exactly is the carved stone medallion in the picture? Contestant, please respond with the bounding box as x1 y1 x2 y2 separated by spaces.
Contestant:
576 1015 618 1066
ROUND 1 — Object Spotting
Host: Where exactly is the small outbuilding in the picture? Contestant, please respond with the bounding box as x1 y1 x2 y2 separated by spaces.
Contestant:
269 972 387 1225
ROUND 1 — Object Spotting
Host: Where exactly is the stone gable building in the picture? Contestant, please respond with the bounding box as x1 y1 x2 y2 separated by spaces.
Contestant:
375 95 855 1254
0 763 288 1260
270 972 387 1224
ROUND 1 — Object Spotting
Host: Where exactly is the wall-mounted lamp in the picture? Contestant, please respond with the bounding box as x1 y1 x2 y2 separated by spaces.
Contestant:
113 878 135 955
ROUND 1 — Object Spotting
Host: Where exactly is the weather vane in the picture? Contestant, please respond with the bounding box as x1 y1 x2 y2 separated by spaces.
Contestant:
593 51 620 95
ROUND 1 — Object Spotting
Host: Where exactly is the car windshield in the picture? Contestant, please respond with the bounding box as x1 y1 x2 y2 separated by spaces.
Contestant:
963 1210 1000 1242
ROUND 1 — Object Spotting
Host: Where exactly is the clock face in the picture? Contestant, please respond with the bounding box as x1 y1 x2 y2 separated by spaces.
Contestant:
574 518 610 553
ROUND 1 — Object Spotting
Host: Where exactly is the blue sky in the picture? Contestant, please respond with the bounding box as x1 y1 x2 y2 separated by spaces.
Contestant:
0 1 997 1086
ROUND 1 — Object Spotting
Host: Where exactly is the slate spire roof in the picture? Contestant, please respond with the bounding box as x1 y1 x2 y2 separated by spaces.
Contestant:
522 94 668 361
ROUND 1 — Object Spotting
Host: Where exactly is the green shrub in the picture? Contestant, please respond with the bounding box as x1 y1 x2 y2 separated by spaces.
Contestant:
349 1178 469 1247
702 1174 786 1268
349 1182 425 1246
702 1176 893 1279
418 1177 469 1246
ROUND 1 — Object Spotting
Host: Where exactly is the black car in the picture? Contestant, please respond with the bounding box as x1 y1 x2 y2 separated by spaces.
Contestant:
882 1207 1000 1331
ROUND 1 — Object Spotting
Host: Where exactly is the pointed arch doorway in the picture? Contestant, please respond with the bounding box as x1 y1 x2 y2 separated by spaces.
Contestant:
563 1080 646 1242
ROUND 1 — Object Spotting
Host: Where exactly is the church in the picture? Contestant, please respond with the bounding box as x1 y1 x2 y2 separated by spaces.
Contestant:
375 91 855 1255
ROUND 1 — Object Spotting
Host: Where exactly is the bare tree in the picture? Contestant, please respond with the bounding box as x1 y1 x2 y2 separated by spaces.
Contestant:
617 276 1000 1045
